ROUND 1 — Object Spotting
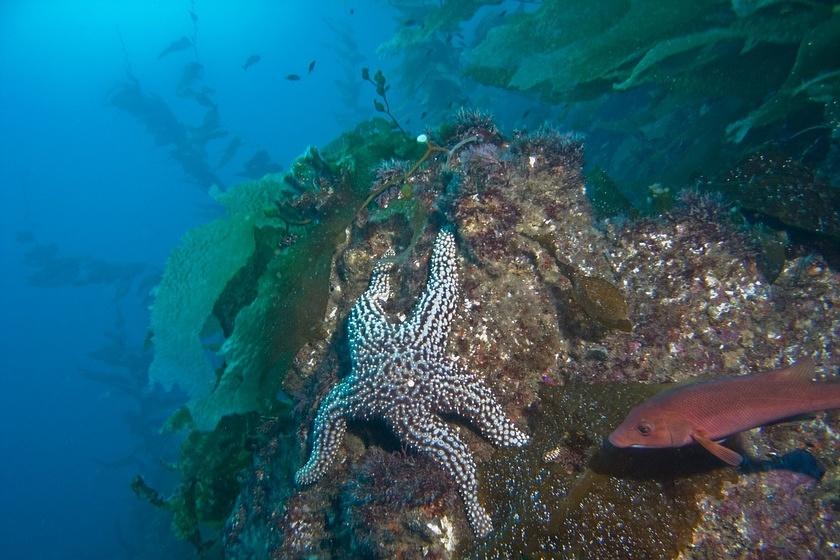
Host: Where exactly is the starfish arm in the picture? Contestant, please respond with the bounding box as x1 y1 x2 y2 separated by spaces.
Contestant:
348 249 395 363
431 362 530 448
295 381 354 485
392 407 494 538
405 228 460 350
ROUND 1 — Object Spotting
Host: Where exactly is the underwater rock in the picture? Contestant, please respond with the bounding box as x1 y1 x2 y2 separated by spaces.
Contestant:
223 416 325 559
340 448 462 558
213 115 839 558
750 223 788 284
713 151 840 240
294 229 529 537
466 383 735 559
685 466 837 559
527 231 633 332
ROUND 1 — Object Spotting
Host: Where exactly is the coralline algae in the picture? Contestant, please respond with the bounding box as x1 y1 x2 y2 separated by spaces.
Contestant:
224 118 839 559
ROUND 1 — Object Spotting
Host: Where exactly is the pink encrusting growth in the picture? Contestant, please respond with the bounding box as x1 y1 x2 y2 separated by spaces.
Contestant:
608 359 840 466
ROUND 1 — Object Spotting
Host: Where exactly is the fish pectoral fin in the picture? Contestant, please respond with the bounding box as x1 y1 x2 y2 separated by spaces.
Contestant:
692 432 743 466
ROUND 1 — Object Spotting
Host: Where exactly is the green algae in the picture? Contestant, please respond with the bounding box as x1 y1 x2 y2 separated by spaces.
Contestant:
214 121 419 422
149 118 417 432
140 118 423 548
149 176 285 430
465 383 734 559
169 415 256 542
530 232 633 332
131 414 258 552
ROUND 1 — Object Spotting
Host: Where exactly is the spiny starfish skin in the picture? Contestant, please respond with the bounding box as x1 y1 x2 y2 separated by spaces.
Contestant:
295 228 529 537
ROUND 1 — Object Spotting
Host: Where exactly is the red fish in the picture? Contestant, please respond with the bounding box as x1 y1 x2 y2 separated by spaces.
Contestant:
608 359 840 466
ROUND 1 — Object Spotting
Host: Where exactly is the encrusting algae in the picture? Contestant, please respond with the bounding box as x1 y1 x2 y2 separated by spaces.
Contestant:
141 110 840 559
528 231 633 332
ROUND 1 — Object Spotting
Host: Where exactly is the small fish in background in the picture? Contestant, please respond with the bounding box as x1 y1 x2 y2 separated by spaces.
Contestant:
608 358 840 466
308 60 316 74
420 111 427 120
285 74 301 81
157 36 192 59
242 54 261 71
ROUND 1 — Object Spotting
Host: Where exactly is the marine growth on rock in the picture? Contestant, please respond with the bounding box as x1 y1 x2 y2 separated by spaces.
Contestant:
295 228 529 537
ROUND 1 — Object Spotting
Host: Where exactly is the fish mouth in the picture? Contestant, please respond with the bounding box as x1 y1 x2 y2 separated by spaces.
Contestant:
607 432 628 447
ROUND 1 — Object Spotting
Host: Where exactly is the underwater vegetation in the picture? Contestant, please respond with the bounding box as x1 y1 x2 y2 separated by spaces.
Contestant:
148 118 418 432
382 0 840 222
136 118 423 551
363 68 406 133
15 231 159 301
136 101 840 557
110 76 225 189
112 10 288 191
116 3 840 554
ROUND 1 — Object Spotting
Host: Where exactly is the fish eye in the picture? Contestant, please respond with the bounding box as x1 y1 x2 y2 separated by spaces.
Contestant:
637 422 652 436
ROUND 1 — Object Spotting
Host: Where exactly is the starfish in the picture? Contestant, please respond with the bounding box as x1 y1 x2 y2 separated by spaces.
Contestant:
295 227 529 537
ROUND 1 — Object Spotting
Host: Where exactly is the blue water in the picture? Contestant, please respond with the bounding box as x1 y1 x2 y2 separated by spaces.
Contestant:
0 2 395 557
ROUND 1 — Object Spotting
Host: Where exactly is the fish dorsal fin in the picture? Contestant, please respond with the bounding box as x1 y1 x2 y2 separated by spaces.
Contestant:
769 358 816 383
692 431 743 466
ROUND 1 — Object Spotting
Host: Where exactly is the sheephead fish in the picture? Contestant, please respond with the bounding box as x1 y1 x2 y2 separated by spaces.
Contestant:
608 359 840 466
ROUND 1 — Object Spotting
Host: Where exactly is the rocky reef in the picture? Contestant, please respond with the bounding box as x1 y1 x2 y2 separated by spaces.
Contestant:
139 109 839 558
210 114 840 559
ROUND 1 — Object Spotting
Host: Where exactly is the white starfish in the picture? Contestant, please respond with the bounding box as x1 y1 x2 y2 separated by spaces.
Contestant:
295 228 529 537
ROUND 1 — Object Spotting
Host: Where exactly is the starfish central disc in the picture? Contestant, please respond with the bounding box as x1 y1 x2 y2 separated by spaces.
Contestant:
295 228 529 537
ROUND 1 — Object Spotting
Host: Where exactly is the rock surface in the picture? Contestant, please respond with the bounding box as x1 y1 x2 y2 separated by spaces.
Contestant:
224 124 840 559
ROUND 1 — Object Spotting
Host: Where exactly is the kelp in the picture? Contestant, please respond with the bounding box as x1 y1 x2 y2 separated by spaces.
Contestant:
727 13 840 143
385 0 839 207
141 119 422 549
462 1 834 110
377 0 502 54
149 119 418 431
466 382 733 558
132 414 258 553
